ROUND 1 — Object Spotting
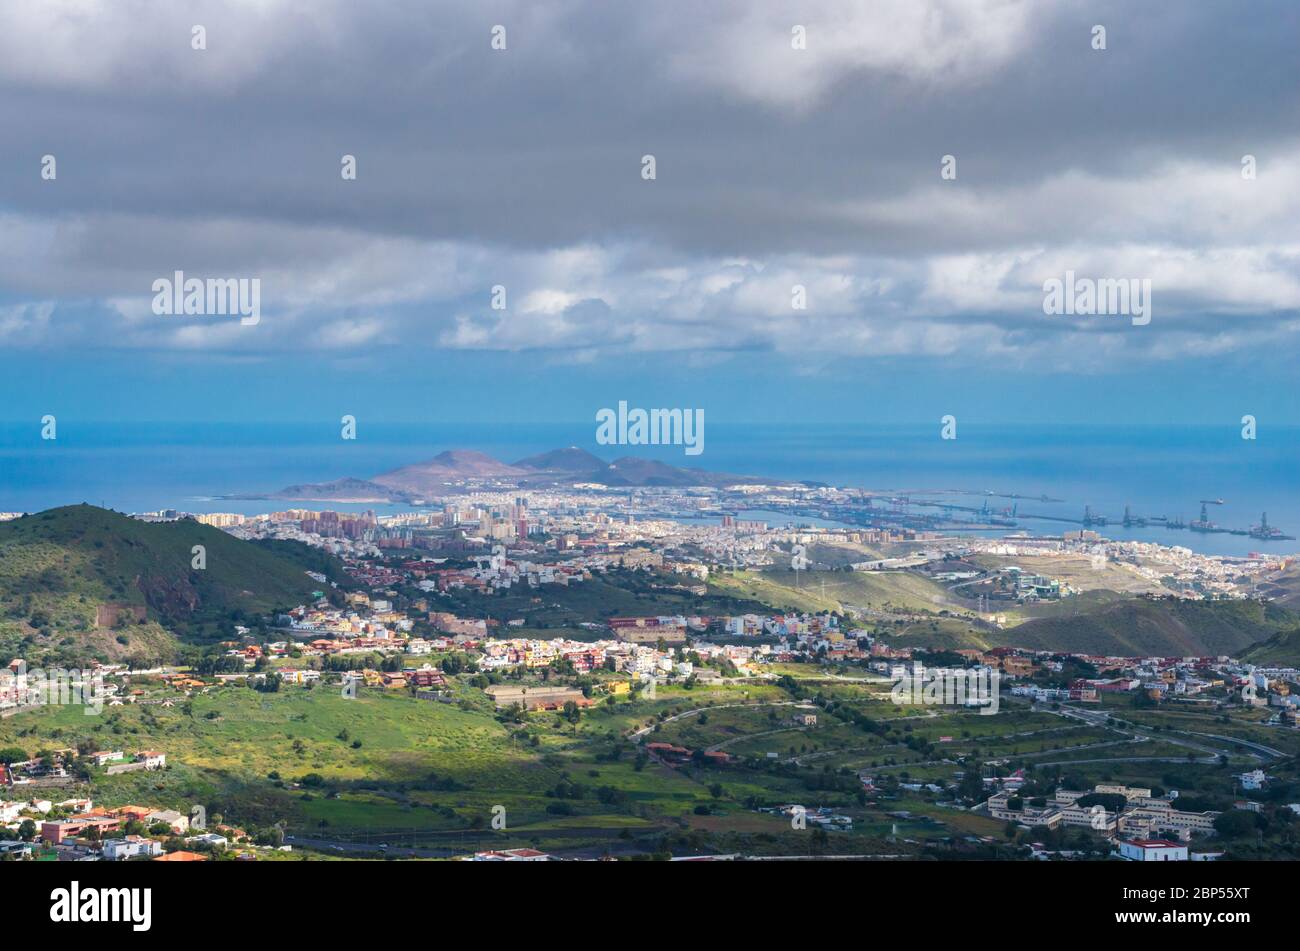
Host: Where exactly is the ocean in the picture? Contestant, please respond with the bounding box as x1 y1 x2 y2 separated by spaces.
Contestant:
0 421 1295 558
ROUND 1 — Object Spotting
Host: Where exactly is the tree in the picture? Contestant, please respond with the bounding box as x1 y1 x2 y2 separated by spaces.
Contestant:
563 701 582 726
958 770 985 803
1214 809 1263 838
254 672 281 693
1076 793 1126 814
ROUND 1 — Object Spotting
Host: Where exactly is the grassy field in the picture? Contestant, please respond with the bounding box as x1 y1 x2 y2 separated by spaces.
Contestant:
709 567 967 618
4 663 1291 858
0 669 955 857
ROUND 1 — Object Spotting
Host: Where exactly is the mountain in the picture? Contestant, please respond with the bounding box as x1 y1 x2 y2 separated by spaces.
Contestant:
0 505 344 665
271 477 400 502
1254 565 1300 608
513 447 606 471
371 450 529 495
597 456 757 487
268 446 787 498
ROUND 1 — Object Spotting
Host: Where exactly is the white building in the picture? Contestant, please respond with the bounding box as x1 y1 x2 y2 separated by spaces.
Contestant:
1239 769 1266 791
103 836 163 860
0 801 27 823
186 832 229 850
472 848 549 861
145 810 190 834
1116 838 1188 862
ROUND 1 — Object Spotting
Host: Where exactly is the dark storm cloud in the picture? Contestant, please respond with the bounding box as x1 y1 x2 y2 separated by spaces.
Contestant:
0 0 1297 360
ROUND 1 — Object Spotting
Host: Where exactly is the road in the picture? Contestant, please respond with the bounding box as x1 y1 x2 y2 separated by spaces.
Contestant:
1183 731 1284 759
284 835 455 859
1036 701 1278 763
1031 754 1221 766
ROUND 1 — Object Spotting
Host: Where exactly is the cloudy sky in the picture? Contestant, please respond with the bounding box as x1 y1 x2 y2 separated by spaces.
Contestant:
1 0 1298 426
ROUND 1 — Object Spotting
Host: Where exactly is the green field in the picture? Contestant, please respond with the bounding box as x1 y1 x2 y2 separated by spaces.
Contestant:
6 653 1297 858
0 670 1086 858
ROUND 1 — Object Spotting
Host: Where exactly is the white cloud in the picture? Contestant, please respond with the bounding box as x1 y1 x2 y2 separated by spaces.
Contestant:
660 0 1041 107
0 0 1296 371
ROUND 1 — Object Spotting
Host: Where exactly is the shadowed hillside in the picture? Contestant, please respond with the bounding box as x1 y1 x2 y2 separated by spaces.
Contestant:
1242 626 1300 665
0 505 345 665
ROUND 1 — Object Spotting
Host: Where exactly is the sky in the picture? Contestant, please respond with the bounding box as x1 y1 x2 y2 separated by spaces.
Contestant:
0 0 1298 428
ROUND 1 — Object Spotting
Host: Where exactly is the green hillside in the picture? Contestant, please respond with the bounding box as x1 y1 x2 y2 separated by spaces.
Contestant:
726 565 1300 658
711 567 963 616
434 567 775 637
0 505 342 666
1242 626 1300 665
993 596 1297 657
